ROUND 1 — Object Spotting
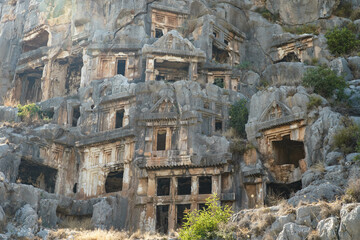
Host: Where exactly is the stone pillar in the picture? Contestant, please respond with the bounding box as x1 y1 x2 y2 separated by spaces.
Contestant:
207 72 214 84
169 176 177 231
224 74 231 90
146 173 156 232
191 176 198 211
145 56 155 81
188 61 198 81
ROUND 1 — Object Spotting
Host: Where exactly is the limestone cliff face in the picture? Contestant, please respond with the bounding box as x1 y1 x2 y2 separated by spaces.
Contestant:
0 0 360 238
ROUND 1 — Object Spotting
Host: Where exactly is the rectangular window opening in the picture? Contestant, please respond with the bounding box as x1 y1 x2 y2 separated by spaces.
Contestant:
117 60 126 76
177 177 191 195
157 178 170 196
176 204 191 229
105 171 123 193
72 106 80 127
157 130 167 151
156 205 169 234
199 176 212 194
115 109 124 128
215 120 223 132
214 77 224 88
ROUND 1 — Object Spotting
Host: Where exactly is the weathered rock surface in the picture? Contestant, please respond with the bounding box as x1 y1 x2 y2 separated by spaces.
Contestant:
338 204 360 240
288 183 343 206
277 222 311 240
266 0 339 25
317 217 339 240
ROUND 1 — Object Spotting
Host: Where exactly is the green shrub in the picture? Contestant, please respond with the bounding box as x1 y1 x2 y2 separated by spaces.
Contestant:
333 122 360 154
229 99 249 138
333 2 353 18
325 27 360 55
350 8 360 21
179 194 233 240
229 139 254 154
307 96 323 110
214 78 224 88
282 24 320 35
17 103 41 121
235 61 251 70
255 7 280 22
302 66 347 99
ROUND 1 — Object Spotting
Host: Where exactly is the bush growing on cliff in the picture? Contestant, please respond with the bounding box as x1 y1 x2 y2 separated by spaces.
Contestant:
17 103 41 121
325 26 360 55
302 66 347 99
333 121 360 154
229 99 249 138
179 194 233 240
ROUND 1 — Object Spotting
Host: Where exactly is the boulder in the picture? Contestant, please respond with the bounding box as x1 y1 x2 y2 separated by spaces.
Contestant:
317 217 339 240
288 183 343 206
296 205 321 228
326 152 343 166
330 58 353 81
347 56 360 79
302 169 323 188
270 214 296 233
261 62 308 86
91 199 113 229
277 222 311 240
14 204 39 238
38 199 58 228
338 204 360 240
346 153 360 163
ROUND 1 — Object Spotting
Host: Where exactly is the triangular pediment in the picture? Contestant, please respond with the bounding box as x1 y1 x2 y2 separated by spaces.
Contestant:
149 96 178 114
259 100 292 122
142 30 205 58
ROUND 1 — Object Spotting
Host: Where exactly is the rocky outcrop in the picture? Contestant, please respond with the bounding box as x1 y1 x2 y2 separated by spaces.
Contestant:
266 0 339 25
277 222 311 240
339 204 360 240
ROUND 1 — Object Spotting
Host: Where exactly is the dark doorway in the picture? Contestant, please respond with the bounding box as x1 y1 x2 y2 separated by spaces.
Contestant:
278 52 300 63
199 176 212 194
177 177 191 195
215 120 222 131
157 178 170 196
73 183 77 193
117 60 126 76
177 204 191 229
272 135 305 167
155 28 164 38
157 130 167 151
17 159 57 193
72 106 80 127
214 78 224 88
266 181 302 200
105 171 123 193
156 205 169 233
212 45 229 64
115 109 124 128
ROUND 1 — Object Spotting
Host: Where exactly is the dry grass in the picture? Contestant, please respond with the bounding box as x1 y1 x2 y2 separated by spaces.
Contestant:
307 230 321 240
345 178 360 202
58 217 93 230
310 162 325 173
48 229 167 240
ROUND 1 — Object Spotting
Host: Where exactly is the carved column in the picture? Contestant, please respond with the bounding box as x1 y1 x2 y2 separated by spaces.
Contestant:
145 55 155 81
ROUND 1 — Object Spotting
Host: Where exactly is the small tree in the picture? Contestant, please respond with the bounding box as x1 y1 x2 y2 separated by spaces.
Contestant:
229 99 249 138
302 66 347 99
179 194 233 240
325 27 360 55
